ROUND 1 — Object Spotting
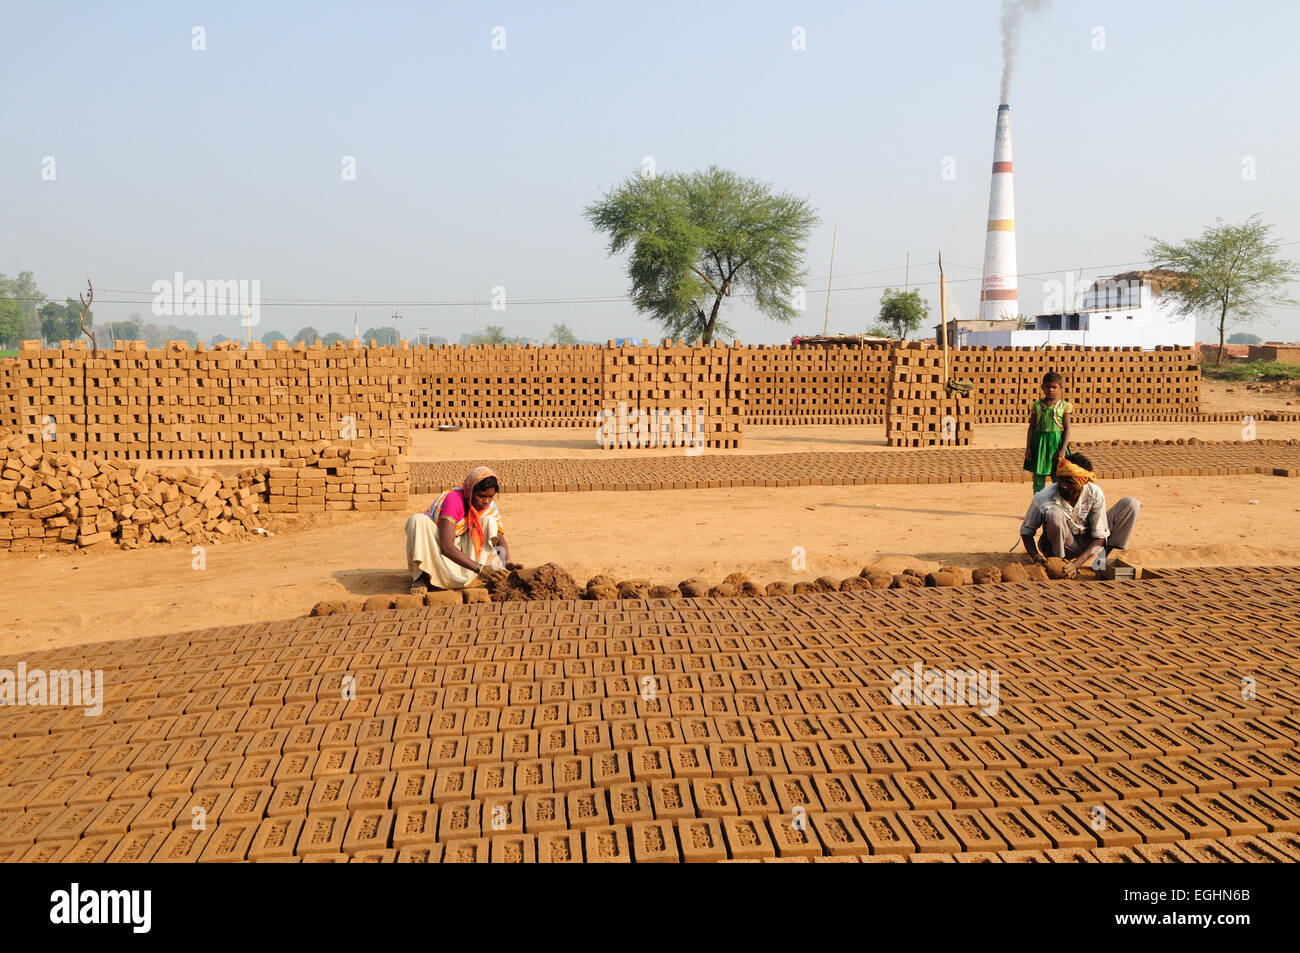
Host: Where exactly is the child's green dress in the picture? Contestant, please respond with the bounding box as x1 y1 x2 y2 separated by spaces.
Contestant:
1025 398 1072 493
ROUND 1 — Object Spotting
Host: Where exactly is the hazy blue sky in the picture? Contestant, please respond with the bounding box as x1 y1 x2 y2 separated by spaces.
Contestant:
4 0 1298 343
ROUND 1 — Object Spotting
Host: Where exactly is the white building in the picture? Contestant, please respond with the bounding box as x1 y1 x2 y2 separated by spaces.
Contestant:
963 270 1194 350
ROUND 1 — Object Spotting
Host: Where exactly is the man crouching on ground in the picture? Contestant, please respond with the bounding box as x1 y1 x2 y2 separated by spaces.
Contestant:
1019 454 1141 576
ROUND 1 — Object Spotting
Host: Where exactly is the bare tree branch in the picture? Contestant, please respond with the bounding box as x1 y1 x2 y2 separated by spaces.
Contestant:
78 277 97 349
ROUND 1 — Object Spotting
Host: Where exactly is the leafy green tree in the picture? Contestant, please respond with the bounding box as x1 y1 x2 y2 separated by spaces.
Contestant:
585 165 819 343
1227 332 1261 345
38 304 64 344
470 325 509 345
549 322 579 346
362 326 398 346
875 288 930 340
261 330 287 346
322 332 346 346
294 326 321 344
107 316 143 343
0 299 23 347
1147 215 1299 365
38 299 91 345
0 271 47 340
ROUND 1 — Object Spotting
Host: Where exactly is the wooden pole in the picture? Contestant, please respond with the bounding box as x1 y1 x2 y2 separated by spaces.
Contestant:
938 252 949 385
821 220 838 336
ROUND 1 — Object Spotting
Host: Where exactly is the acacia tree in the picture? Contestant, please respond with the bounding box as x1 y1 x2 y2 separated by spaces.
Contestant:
550 322 578 345
467 325 529 346
1146 215 1298 365
872 288 929 340
585 166 819 344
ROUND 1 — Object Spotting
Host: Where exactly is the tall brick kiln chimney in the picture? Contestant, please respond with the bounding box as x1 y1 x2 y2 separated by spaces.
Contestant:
979 104 1018 322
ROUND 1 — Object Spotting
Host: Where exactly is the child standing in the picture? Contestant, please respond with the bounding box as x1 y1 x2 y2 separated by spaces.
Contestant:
1024 371 1072 494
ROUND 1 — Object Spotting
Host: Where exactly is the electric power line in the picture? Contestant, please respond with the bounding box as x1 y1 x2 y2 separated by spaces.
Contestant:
3 244 1298 310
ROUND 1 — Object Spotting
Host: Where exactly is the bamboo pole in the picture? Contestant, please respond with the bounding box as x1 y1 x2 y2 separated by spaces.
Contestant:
821 221 838 336
938 252 949 385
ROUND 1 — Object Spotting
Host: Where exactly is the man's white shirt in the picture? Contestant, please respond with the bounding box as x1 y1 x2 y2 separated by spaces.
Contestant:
1020 482 1109 540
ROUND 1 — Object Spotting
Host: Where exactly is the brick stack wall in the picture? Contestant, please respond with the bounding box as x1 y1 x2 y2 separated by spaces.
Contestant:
741 343 893 424
0 339 411 459
968 345 1202 424
1248 344 1300 366
410 345 604 428
601 341 743 449
885 344 974 447
0 342 1249 457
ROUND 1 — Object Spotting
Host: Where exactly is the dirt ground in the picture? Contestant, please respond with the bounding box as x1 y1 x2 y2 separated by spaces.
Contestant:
5 471 1298 655
405 380 1298 461
407 419 1300 461
6 378 1297 655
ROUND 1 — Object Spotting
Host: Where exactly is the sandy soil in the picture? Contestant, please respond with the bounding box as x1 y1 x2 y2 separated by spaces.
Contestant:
1200 377 1300 414
5 472 1298 655
404 381 1298 461
406 419 1300 461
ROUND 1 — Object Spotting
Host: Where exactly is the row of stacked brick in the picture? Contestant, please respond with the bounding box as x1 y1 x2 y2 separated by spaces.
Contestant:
600 341 743 449
965 345 1201 423
885 344 974 447
741 344 893 424
0 341 1208 457
410 345 603 427
1 340 411 459
0 432 409 554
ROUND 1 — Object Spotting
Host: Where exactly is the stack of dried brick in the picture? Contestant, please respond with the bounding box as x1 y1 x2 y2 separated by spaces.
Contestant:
265 441 408 514
885 343 974 447
599 340 744 449
0 430 266 554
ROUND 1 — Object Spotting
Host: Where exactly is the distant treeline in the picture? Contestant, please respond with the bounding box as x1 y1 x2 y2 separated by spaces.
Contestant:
0 274 597 348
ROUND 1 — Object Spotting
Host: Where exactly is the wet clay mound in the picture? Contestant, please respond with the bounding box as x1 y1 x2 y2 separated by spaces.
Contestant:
486 563 583 602
314 555 1140 615
3 566 1299 862
410 443 1300 495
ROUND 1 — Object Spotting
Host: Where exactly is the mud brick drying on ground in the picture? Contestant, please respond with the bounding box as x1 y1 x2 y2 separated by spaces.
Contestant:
411 443 1300 495
1 567 1298 862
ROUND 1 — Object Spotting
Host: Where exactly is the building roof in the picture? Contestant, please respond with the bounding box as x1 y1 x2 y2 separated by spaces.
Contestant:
1106 269 1194 296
